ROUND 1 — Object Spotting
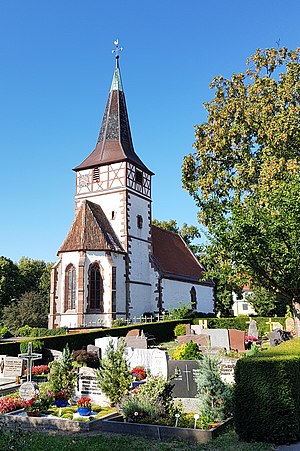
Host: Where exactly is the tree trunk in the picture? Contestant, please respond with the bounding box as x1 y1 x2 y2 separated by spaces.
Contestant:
292 300 300 337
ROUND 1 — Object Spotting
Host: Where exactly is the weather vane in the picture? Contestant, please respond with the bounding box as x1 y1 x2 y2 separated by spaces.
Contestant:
112 39 123 59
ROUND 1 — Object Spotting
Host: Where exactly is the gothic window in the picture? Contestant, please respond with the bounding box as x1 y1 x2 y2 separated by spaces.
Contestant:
88 263 104 312
112 267 116 320
190 286 197 310
137 215 143 229
65 264 76 311
135 169 143 185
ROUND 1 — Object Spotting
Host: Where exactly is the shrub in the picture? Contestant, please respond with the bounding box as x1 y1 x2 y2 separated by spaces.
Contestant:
20 340 44 354
72 349 100 368
234 339 300 444
48 344 77 398
112 319 127 328
120 394 166 424
0 326 12 338
96 338 132 406
174 323 187 337
17 325 34 337
196 354 233 422
173 342 202 360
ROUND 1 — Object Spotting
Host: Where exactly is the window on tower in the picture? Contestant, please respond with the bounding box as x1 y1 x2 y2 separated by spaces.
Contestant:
65 264 76 311
135 169 143 185
137 215 143 229
93 167 100 182
88 263 104 312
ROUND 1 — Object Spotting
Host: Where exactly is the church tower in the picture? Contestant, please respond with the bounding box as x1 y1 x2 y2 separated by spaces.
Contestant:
49 42 154 329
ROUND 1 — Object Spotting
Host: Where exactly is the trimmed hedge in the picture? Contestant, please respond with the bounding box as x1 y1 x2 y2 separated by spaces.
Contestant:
0 319 189 356
234 339 300 444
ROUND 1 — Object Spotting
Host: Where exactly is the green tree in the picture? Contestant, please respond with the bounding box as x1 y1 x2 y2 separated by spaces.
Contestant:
246 286 287 317
0 257 22 310
1 291 49 332
96 338 132 406
18 257 52 299
182 47 300 330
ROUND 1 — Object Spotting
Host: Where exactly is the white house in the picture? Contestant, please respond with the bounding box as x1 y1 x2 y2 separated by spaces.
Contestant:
48 49 214 329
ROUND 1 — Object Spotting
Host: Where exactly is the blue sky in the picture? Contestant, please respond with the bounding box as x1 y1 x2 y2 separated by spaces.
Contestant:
0 0 299 263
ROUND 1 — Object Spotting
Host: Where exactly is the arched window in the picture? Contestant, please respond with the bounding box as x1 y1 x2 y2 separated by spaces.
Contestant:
65 264 76 310
190 286 197 310
88 263 103 312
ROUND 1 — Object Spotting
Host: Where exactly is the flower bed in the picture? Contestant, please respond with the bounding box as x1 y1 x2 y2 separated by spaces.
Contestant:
0 395 26 414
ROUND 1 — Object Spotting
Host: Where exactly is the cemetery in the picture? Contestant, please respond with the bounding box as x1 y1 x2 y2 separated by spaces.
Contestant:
0 315 298 447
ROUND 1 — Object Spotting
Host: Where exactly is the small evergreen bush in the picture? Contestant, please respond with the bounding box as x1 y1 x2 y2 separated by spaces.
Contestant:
173 323 187 337
173 342 202 360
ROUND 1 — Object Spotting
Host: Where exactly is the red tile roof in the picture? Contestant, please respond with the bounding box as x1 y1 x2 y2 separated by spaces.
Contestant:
151 225 213 285
58 200 124 254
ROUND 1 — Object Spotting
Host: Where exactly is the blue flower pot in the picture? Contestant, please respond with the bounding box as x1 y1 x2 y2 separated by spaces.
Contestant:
55 399 68 407
78 407 91 416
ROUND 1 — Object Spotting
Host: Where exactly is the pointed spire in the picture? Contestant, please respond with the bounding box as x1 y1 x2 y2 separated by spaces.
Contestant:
74 41 153 175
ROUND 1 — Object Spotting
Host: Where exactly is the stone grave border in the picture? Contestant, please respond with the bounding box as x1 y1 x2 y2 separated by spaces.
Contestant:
101 415 233 444
1 410 117 433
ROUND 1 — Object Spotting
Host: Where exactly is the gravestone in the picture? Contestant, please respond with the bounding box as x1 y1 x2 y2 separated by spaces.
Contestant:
272 322 283 330
228 329 245 352
18 342 42 382
285 317 295 332
126 347 168 379
191 325 204 335
220 358 237 384
201 329 230 351
19 381 38 400
87 344 101 359
46 348 63 361
177 334 210 350
3 357 23 378
270 328 291 347
168 360 200 398
125 330 148 349
247 320 258 339
94 337 118 359
76 366 110 406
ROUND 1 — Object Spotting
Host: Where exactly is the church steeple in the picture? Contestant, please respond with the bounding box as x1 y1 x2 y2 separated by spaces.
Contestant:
74 42 152 175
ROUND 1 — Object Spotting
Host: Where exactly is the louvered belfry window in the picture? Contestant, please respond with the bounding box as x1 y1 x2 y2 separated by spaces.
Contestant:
89 263 103 312
66 265 76 310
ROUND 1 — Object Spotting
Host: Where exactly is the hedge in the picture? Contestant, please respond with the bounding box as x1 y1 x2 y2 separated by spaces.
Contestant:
234 339 300 444
0 319 189 356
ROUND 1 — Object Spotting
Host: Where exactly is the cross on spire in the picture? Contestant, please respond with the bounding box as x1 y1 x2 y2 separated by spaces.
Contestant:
112 39 123 66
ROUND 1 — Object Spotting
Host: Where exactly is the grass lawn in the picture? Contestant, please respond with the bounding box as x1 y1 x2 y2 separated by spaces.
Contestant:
0 428 274 451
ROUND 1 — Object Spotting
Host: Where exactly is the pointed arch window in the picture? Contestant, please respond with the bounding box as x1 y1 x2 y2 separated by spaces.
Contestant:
65 264 76 311
190 286 197 310
88 263 104 312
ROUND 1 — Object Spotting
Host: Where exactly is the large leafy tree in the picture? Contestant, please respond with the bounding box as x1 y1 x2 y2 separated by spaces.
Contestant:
182 48 300 329
0 257 23 309
1 291 49 332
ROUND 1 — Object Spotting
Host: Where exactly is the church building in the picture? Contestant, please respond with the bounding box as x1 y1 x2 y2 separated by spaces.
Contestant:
48 45 214 329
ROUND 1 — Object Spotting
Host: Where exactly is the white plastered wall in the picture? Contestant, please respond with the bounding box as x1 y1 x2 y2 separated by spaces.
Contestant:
161 278 214 313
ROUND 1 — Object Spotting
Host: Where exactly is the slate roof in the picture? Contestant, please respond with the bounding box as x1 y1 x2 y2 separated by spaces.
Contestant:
74 59 153 175
58 200 124 254
151 225 214 286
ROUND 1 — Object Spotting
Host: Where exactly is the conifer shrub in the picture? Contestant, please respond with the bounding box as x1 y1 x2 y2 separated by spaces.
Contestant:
172 341 202 360
234 339 300 444
173 323 187 337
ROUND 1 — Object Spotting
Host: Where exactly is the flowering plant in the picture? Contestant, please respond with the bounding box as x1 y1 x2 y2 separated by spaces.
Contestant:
54 389 68 400
77 396 92 408
0 395 26 414
245 335 258 343
131 366 146 381
25 397 42 413
24 365 50 376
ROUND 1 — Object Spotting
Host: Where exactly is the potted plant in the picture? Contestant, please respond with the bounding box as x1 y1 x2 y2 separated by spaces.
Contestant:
54 389 68 407
25 397 42 417
77 396 92 416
